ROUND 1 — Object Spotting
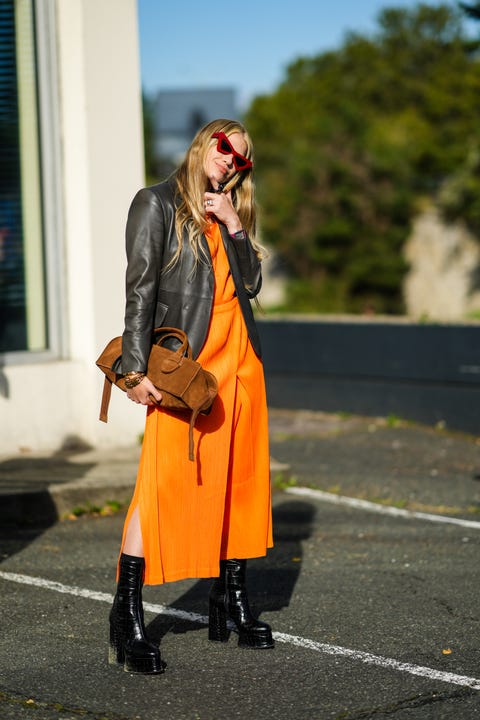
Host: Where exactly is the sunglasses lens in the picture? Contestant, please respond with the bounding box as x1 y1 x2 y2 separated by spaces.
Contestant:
234 156 249 169
219 138 233 154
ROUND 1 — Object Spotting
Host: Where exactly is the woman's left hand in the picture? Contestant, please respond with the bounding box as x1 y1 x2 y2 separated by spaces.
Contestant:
204 191 243 235
125 376 162 406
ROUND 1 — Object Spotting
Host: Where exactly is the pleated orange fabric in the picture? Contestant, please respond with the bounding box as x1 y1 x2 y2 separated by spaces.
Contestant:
120 222 273 585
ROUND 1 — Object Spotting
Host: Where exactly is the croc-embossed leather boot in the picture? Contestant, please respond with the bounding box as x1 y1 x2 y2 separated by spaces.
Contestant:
209 559 274 649
109 554 165 673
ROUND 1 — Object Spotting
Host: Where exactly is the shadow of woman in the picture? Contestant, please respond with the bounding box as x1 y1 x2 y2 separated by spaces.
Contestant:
146 499 316 643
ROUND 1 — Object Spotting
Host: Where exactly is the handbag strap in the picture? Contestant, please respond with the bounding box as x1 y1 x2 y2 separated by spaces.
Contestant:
187 387 218 461
188 413 196 462
99 376 112 423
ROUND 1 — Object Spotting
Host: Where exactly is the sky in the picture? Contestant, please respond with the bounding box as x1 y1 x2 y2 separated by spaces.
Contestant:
137 0 464 109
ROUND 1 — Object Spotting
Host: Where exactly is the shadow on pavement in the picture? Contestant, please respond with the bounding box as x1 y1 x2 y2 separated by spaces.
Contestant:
147 499 316 642
0 454 96 562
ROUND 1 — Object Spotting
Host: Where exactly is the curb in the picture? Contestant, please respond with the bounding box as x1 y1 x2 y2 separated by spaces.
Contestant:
0 449 290 526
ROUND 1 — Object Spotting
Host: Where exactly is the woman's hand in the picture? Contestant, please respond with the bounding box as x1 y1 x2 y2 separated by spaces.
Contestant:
126 376 162 406
204 190 243 235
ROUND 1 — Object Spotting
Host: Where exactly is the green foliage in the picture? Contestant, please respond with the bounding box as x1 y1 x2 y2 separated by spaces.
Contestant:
438 145 480 233
459 2 480 20
67 500 126 519
273 473 298 490
246 3 480 314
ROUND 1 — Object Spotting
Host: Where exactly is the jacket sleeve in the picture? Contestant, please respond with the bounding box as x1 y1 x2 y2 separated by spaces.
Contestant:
120 188 164 373
229 232 262 299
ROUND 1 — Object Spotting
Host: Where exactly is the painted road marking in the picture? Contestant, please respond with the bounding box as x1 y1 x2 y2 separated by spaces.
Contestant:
286 486 480 530
1 570 479 691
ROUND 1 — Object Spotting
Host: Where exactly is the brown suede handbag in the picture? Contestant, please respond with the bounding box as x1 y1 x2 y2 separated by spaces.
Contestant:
96 327 218 461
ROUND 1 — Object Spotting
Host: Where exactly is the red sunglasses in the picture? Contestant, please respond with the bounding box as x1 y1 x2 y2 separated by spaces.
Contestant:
211 132 253 171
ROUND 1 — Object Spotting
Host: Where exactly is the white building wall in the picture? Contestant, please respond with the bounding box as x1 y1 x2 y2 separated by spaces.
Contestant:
0 0 147 454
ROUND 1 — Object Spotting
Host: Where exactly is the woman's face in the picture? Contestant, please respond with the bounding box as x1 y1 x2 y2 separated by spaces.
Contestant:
204 132 248 190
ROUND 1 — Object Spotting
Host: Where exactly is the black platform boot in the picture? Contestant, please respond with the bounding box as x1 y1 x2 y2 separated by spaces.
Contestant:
208 559 274 649
109 553 165 673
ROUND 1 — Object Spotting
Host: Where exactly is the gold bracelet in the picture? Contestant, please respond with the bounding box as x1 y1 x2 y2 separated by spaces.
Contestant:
124 372 145 389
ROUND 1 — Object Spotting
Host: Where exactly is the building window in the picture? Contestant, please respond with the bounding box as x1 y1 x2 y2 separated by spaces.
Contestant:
0 0 46 353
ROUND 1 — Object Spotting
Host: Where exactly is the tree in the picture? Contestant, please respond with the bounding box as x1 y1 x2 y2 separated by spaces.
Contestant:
245 3 480 314
459 2 480 20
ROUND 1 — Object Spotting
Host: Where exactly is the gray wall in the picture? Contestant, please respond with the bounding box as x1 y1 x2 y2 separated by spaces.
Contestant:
258 318 480 434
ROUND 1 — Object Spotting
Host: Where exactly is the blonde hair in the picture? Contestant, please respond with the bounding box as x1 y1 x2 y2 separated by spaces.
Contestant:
172 118 261 268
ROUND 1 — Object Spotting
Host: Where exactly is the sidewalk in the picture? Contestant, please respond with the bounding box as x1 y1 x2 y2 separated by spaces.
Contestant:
0 409 479 526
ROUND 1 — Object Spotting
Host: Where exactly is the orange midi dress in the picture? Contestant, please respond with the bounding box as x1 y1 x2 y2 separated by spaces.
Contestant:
120 222 273 585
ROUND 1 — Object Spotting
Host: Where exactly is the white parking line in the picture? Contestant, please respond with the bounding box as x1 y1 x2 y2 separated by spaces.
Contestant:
285 486 480 530
1 570 479 691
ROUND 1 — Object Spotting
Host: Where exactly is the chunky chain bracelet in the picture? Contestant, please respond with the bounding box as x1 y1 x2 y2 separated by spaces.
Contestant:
124 372 145 389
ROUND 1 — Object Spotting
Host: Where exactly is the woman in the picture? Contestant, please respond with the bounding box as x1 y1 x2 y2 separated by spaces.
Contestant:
108 119 274 674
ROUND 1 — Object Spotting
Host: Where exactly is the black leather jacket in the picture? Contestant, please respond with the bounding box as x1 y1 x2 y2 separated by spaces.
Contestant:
118 177 262 373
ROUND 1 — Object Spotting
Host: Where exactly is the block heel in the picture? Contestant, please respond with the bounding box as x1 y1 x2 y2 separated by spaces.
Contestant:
208 596 230 642
108 625 125 665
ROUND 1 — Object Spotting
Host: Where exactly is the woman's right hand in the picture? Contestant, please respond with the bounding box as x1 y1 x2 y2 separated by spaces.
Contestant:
126 376 162 406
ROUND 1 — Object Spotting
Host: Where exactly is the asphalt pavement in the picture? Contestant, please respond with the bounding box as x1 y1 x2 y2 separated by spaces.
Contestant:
0 409 479 719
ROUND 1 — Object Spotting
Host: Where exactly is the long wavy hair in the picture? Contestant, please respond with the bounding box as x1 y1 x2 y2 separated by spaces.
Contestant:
172 118 261 267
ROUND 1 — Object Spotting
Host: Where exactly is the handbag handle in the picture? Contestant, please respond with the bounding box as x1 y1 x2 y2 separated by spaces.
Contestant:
152 327 193 360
